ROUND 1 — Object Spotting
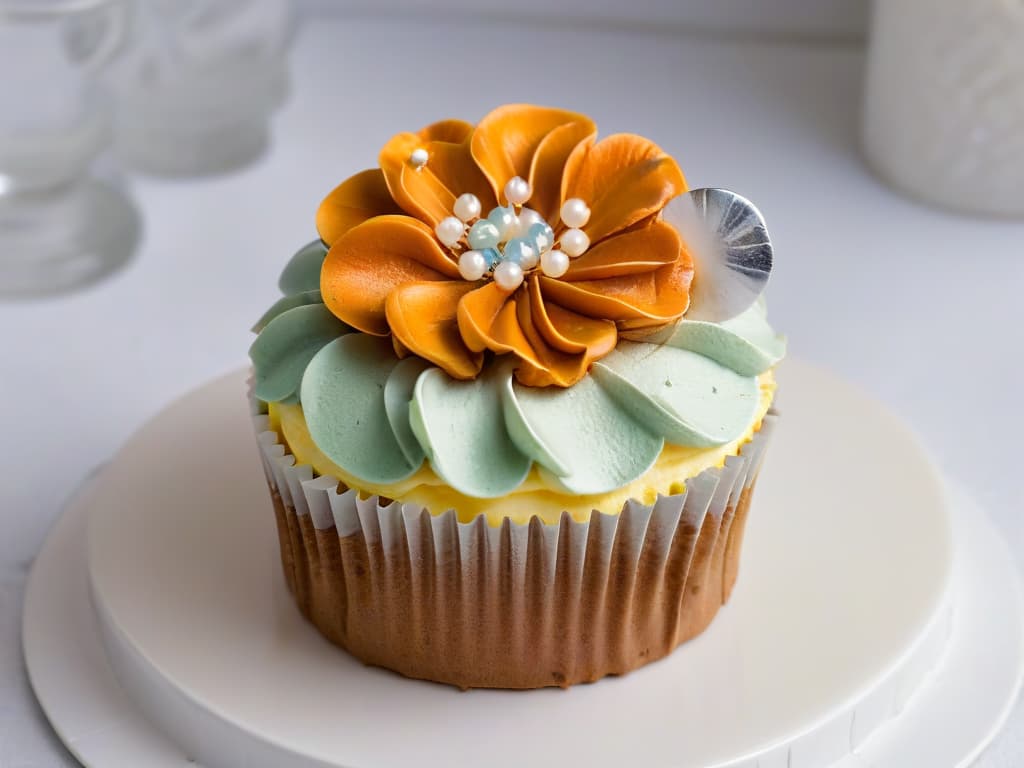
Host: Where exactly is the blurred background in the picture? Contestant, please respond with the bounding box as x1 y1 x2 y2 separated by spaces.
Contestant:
1 0 1022 764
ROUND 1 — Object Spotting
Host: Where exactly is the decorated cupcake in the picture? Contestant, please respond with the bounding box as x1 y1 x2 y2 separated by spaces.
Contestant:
250 105 784 689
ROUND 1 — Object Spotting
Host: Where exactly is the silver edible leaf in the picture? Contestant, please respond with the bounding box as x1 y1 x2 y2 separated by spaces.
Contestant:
662 188 773 322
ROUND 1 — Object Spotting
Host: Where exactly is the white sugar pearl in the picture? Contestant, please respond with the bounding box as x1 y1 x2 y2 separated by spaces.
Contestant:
540 249 569 278
493 260 524 292
560 228 590 257
453 193 481 222
504 176 531 206
513 207 543 237
560 198 591 228
409 148 429 168
458 250 488 281
435 216 465 248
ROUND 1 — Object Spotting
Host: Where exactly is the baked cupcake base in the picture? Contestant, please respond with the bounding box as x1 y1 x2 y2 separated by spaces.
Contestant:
256 412 777 690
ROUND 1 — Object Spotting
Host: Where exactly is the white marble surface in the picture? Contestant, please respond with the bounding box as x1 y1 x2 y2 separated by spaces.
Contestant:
2 12 1022 767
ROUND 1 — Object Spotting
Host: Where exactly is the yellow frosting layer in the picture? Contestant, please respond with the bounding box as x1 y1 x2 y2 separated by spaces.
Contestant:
268 370 775 526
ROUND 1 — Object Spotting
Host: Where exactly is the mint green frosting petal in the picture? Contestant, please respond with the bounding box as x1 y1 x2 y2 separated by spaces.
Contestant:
300 334 422 484
500 375 571 477
258 294 783 498
278 240 327 296
658 300 786 376
410 363 530 498
593 344 760 448
384 357 430 468
251 290 323 333
249 304 349 403
506 376 663 495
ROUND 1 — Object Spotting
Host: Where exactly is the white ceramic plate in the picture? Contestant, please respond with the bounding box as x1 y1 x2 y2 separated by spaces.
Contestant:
22 360 1023 767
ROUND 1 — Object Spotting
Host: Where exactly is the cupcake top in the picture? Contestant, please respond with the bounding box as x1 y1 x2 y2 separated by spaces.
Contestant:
251 104 784 519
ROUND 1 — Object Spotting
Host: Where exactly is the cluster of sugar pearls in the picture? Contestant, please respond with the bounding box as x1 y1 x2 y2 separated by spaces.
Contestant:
413 150 591 291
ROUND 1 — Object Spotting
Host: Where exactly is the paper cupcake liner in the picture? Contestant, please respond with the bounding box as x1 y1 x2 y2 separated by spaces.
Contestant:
251 400 777 690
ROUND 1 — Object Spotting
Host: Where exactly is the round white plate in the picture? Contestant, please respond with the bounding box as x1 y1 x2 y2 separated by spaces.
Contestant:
22 361 1024 767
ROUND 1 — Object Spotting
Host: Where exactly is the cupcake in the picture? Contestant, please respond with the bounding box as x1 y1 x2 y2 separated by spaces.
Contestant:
249 105 784 689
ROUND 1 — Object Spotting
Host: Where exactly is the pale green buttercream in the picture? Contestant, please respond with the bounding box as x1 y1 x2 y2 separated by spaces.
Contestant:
278 240 327 296
252 270 786 498
593 343 761 448
507 374 664 494
301 334 423 485
252 290 322 333
250 303 348 403
660 299 786 375
410 363 532 498
384 357 430 468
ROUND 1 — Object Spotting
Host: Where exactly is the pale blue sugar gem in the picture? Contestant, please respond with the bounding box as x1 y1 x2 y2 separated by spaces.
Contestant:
502 237 535 266
527 221 554 253
467 219 500 250
487 206 518 240
481 247 502 269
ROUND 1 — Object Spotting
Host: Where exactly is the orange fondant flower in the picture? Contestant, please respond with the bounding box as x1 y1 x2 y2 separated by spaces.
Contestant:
317 104 693 387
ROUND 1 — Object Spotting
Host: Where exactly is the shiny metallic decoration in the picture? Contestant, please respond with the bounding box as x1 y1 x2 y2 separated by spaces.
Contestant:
662 188 773 322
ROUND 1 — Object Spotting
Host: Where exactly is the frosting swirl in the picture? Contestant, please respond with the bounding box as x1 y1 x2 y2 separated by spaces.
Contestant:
249 104 785 502
252 295 783 498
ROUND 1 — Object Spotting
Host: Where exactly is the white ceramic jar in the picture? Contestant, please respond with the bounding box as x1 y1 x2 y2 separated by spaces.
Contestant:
863 0 1024 217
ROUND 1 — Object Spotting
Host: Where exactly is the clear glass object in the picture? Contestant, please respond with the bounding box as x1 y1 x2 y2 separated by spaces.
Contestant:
108 0 293 177
0 0 139 298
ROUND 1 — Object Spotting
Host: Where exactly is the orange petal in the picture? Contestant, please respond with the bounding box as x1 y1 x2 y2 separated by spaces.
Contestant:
539 240 693 327
564 220 680 281
386 281 483 379
321 215 460 335
471 104 595 214
513 358 584 388
527 277 616 357
514 284 593 387
562 133 687 243
392 334 411 359
456 282 593 388
529 121 597 223
380 126 495 227
456 282 519 354
316 169 403 246
419 118 473 144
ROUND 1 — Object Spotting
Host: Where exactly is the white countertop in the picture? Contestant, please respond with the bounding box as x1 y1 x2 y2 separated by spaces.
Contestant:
2 13 1022 767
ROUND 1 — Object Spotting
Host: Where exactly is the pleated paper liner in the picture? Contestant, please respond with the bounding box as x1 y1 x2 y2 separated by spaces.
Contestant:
252 403 777 690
